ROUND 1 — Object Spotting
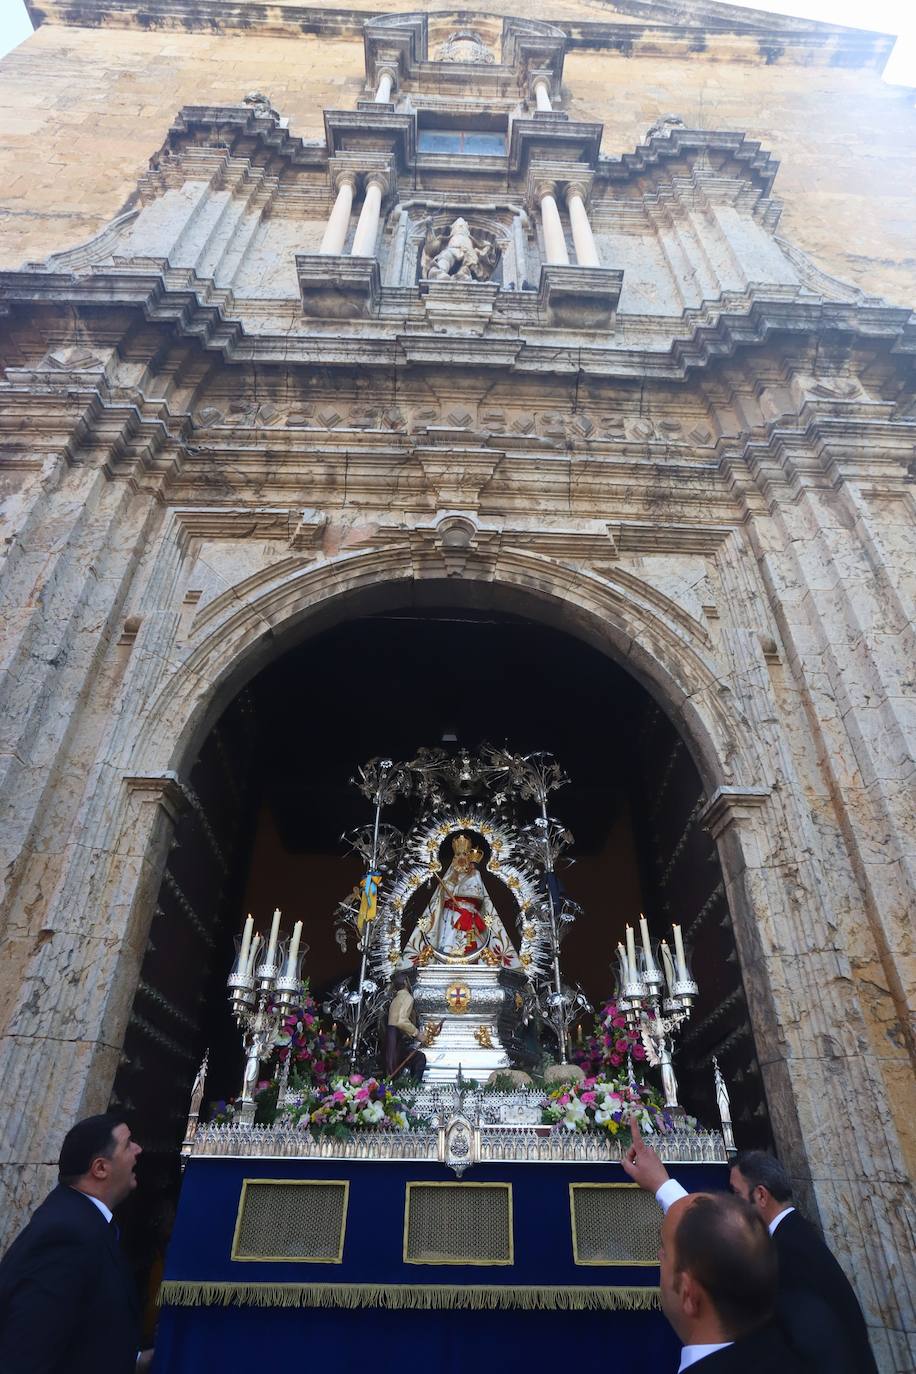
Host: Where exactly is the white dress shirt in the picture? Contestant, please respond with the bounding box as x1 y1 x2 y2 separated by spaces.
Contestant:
80 1192 114 1224
655 1180 796 1238
679 1344 734 1371
656 1177 689 1212
768 1205 795 1234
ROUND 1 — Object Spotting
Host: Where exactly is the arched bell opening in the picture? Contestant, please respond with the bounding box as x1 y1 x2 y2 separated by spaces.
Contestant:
111 598 772 1303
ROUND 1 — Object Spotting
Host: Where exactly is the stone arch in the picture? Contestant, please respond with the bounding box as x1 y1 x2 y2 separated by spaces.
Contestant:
110 544 789 1160
127 546 753 802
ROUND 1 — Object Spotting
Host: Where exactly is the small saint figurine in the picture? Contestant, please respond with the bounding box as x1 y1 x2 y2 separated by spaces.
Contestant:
421 217 499 283
385 972 427 1081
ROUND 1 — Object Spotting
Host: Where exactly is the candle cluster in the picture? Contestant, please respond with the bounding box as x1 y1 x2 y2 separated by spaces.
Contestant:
617 913 690 997
235 909 304 982
613 912 699 1111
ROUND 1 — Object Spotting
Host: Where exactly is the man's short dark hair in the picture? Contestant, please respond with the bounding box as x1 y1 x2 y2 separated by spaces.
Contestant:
734 1149 793 1203
674 1192 777 1336
58 1114 124 1184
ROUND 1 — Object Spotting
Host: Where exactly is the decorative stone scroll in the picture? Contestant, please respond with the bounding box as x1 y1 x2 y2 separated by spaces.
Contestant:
436 31 495 64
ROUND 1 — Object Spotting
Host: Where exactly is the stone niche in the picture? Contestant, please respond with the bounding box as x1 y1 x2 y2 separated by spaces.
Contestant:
385 205 531 290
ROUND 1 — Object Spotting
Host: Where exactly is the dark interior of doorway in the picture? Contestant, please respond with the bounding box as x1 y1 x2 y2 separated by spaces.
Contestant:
111 607 772 1320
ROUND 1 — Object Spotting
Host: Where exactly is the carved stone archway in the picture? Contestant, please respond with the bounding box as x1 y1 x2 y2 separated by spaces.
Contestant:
0 548 910 1360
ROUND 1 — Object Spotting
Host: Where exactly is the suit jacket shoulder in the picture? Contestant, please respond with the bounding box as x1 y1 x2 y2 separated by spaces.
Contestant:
0 1186 139 1374
691 1323 808 1373
773 1210 878 1374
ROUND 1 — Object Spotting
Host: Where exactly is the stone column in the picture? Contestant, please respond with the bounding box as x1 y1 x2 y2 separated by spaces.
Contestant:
318 171 357 256
350 172 387 259
533 77 552 113
535 182 569 266
565 182 600 268
374 67 396 103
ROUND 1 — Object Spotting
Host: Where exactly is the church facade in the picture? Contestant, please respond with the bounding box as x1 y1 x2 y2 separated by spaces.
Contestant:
0 0 914 1365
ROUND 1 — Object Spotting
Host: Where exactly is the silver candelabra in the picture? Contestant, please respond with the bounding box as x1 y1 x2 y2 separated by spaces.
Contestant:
227 910 307 1125
616 918 698 1110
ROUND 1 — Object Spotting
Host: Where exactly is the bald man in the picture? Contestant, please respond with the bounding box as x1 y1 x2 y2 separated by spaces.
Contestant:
624 1119 863 1373
657 1190 805 1372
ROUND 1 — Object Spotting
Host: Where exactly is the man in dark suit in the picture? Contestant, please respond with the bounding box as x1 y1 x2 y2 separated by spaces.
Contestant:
623 1119 876 1374
0 1113 153 1374
730 1151 878 1374
658 1190 806 1371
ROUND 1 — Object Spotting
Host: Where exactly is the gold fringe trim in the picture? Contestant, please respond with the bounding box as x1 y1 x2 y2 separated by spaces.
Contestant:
158 1281 659 1312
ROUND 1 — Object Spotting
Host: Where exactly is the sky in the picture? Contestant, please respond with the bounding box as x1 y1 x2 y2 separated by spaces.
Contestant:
0 0 913 78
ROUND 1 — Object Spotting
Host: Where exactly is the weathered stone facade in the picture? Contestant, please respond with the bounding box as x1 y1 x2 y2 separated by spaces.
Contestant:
0 1 914 1366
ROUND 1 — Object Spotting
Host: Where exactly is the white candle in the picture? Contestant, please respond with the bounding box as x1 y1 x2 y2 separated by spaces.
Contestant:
238 914 253 975
673 923 688 980
639 913 654 969
616 942 629 989
265 908 282 969
245 933 262 978
625 924 637 982
660 940 675 998
285 920 303 978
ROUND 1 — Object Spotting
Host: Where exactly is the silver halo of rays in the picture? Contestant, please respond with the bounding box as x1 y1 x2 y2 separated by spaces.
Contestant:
368 806 548 989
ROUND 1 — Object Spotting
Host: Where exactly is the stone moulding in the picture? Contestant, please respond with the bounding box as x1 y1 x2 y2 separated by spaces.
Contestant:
24 3 897 72
538 264 623 329
296 254 382 319
140 103 782 206
699 786 771 841
510 118 603 177
1 268 913 380
324 110 416 169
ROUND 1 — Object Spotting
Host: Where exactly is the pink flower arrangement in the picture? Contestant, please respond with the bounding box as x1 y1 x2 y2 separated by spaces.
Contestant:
299 1075 416 1137
272 983 343 1092
573 997 646 1077
542 1073 675 1137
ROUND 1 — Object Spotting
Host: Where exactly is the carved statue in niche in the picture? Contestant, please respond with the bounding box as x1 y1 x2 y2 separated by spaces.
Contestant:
421 217 500 283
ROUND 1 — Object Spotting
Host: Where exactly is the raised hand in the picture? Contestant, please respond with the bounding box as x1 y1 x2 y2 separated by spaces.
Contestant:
622 1114 671 1193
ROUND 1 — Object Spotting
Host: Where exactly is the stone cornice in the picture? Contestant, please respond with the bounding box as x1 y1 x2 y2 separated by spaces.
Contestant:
123 771 188 825
1 270 913 382
598 129 779 197
152 105 785 204
161 105 325 169
25 1 896 70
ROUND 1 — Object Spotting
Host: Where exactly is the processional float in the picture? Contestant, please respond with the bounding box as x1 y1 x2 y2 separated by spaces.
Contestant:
212 745 724 1135
166 748 734 1373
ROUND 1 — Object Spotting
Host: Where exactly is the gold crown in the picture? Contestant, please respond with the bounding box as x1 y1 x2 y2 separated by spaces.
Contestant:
452 833 484 864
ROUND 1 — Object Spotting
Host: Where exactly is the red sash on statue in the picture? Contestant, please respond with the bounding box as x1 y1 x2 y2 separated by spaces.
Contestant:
445 895 486 935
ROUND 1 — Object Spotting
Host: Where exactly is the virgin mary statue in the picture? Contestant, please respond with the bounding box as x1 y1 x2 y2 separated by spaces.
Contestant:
401 833 520 968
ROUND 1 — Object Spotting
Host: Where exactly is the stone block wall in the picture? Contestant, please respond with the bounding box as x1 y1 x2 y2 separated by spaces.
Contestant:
0 7 914 306
0 24 363 267
566 49 916 308
0 3 914 1367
